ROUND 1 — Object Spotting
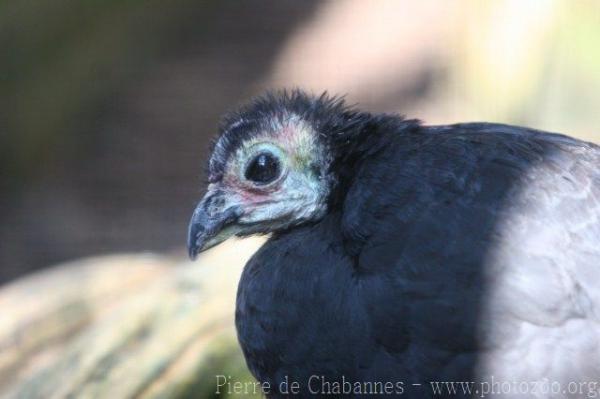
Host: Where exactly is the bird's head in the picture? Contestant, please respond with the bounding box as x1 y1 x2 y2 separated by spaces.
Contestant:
187 90 366 259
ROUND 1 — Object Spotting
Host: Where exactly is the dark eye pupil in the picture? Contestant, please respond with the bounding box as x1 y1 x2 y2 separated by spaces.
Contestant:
245 152 280 184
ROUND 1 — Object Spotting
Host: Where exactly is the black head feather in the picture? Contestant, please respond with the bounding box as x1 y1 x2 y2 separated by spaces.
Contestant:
207 89 421 206
208 90 366 181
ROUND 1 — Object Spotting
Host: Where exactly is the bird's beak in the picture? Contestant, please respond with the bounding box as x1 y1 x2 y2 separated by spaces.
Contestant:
187 190 243 260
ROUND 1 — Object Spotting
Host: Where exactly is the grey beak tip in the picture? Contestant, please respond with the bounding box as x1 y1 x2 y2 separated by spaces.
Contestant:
188 233 208 261
188 243 199 261
187 217 204 261
189 252 198 261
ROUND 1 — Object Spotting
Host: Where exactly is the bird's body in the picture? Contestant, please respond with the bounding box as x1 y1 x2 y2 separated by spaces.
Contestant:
188 92 600 398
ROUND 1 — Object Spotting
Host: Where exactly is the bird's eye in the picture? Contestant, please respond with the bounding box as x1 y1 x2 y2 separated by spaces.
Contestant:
245 152 281 185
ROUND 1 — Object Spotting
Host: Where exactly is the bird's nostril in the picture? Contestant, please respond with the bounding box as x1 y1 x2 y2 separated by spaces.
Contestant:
203 192 226 215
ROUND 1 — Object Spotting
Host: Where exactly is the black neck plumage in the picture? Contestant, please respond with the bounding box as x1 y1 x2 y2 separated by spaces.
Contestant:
326 113 421 210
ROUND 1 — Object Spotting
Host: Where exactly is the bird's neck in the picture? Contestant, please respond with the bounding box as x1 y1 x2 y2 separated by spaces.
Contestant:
327 114 421 209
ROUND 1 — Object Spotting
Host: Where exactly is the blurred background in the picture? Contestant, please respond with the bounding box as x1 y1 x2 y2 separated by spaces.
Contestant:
1 0 600 397
1 0 600 281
